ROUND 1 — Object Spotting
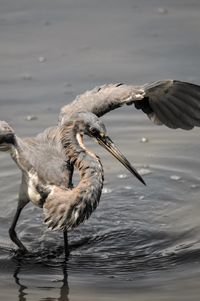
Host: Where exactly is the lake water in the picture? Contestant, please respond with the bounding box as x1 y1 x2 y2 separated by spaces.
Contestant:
1 1 200 300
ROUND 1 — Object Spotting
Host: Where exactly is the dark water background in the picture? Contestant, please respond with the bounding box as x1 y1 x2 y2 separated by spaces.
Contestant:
1 0 200 300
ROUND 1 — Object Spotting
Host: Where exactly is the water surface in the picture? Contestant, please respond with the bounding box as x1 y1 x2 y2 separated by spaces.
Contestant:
1 0 200 300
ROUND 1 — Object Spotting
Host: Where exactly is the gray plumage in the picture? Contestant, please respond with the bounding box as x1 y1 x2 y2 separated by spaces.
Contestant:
1 78 200 255
0 116 104 227
0 122 73 252
43 113 104 230
0 112 141 254
59 80 200 130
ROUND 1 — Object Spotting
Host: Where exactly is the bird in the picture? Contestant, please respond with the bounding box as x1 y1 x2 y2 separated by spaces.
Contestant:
1 78 200 255
0 113 144 256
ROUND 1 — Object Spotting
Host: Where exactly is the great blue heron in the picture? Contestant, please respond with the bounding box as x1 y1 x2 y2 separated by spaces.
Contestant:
1 79 200 255
0 113 144 255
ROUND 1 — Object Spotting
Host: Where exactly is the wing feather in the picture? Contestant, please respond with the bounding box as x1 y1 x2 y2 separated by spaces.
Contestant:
149 94 178 129
170 93 200 124
59 83 145 124
144 80 200 129
166 95 196 128
59 79 200 130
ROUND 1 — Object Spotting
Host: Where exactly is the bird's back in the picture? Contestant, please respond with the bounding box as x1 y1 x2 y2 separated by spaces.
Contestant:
22 126 73 188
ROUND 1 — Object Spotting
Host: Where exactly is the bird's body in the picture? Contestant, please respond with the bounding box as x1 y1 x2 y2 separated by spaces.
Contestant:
11 115 105 230
9 126 73 204
0 123 73 253
26 127 73 189
1 79 200 255
0 112 142 254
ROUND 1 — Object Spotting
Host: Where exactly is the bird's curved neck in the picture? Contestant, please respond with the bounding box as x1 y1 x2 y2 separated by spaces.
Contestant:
61 122 104 185
60 122 104 212
44 122 104 230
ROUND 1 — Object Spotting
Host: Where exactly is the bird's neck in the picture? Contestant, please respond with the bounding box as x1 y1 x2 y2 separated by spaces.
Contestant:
9 136 33 172
60 123 104 198
44 123 104 230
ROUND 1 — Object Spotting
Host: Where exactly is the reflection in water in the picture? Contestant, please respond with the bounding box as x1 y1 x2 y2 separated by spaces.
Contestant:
13 260 28 301
13 259 69 301
58 264 69 301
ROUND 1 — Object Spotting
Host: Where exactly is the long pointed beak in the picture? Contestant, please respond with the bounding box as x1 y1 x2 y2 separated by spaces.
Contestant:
96 135 146 185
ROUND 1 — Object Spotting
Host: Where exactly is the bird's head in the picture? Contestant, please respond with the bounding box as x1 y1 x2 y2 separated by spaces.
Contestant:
0 121 16 151
77 112 107 138
71 112 145 185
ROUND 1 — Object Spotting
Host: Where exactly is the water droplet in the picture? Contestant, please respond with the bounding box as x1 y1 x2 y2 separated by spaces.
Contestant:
140 137 149 143
101 254 109 259
138 168 152 176
115 220 121 225
117 174 128 179
25 115 38 121
102 187 112 194
38 56 46 63
170 175 181 181
124 186 132 190
190 184 199 189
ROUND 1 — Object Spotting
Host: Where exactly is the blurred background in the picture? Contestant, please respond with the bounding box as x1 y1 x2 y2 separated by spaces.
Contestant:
1 1 200 301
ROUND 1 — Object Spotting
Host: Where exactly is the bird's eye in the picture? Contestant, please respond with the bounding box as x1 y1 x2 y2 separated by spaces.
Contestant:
89 127 99 136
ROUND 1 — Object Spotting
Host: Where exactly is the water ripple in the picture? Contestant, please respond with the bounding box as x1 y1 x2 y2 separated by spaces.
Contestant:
0 160 200 282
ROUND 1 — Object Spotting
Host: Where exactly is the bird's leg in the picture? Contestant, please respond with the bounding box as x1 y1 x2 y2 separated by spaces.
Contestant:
9 200 28 253
63 230 70 258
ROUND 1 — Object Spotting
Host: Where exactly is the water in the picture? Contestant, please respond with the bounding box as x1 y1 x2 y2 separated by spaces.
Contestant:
1 168 200 301
1 0 200 300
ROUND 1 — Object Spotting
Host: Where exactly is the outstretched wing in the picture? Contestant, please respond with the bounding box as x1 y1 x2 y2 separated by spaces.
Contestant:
59 80 200 130
59 83 145 122
137 80 200 130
